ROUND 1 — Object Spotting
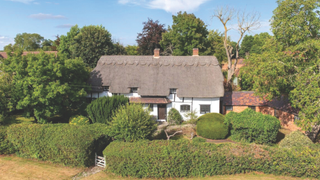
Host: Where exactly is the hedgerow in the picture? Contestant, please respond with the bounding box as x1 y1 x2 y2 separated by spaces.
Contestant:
86 96 129 124
279 130 313 148
225 108 280 144
7 123 110 167
103 140 320 178
0 126 16 154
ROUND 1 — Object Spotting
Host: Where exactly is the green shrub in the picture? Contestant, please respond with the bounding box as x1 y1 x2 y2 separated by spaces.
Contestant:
168 108 183 125
184 109 198 124
192 136 206 143
225 108 281 144
279 130 313 148
69 115 90 125
103 140 320 178
86 96 129 124
0 126 16 154
7 123 110 167
108 103 157 142
196 113 228 139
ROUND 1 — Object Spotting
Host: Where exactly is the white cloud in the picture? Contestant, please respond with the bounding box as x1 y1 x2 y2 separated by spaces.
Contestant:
0 36 14 51
118 0 210 13
56 24 74 28
7 0 34 4
29 13 66 20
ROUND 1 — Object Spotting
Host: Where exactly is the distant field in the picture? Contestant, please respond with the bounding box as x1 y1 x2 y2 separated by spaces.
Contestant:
0 155 306 180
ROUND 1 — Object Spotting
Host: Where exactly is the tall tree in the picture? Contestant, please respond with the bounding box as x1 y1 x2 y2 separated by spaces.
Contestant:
240 0 320 138
125 45 139 55
136 19 166 55
13 33 44 51
108 41 127 55
207 30 227 63
213 7 260 86
58 25 80 58
239 35 254 58
1 51 90 123
271 0 320 47
160 11 210 56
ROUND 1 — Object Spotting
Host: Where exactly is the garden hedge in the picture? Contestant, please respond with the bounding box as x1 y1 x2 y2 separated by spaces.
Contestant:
196 113 228 139
225 108 280 144
86 96 129 124
279 130 313 148
0 126 15 154
167 108 183 125
7 123 110 167
103 140 320 178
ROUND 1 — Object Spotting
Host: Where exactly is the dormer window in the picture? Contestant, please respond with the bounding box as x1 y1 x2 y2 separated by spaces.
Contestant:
102 86 109 91
130 87 138 93
170 88 177 94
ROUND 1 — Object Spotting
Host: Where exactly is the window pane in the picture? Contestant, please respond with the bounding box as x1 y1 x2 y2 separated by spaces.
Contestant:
180 105 190 112
130 88 138 93
248 106 256 111
170 88 177 94
102 86 109 91
200 105 210 114
225 106 233 111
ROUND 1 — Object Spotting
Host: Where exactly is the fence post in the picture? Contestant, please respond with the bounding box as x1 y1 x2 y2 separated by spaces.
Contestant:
95 153 97 166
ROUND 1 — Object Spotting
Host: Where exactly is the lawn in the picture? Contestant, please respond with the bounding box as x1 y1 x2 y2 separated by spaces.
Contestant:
0 155 307 180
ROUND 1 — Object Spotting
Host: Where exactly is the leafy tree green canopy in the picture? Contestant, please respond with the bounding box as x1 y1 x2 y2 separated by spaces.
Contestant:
271 0 320 47
241 0 320 133
125 45 139 55
160 11 210 56
207 30 228 63
0 51 90 123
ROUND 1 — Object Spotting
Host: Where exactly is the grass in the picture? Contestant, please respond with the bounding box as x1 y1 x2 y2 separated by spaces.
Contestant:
0 155 309 180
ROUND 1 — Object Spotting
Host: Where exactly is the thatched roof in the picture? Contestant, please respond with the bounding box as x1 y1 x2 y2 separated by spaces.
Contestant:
88 55 224 98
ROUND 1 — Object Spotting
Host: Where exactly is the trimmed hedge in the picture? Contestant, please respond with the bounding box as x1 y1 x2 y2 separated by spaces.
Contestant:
167 108 183 125
7 123 110 167
196 113 228 139
0 126 16 154
279 130 313 148
69 115 90 125
86 96 129 124
225 108 280 144
103 140 320 178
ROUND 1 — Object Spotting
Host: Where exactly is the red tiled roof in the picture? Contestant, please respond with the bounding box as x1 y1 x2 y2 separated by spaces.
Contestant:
130 97 171 104
0 51 57 59
223 91 299 115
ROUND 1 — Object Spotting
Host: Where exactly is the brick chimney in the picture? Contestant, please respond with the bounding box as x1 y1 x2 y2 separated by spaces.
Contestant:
193 48 199 56
153 48 160 58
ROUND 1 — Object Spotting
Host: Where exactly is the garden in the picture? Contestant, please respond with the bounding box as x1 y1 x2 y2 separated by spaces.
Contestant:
1 94 320 179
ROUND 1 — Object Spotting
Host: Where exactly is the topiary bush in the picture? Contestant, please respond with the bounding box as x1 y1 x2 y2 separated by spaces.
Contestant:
196 113 228 139
167 108 183 125
103 140 320 179
225 108 281 144
279 130 313 148
108 103 157 142
7 123 110 167
69 115 90 125
86 96 129 124
0 126 16 154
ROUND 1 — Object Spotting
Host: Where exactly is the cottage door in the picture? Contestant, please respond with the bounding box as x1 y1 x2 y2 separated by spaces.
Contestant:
158 104 167 120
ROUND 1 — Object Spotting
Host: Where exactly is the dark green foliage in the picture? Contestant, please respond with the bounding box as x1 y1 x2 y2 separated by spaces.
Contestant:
0 126 16 154
103 140 320 178
7 123 110 167
196 113 228 139
86 96 129 124
192 136 206 143
225 108 281 144
108 103 157 142
279 130 313 148
167 108 183 125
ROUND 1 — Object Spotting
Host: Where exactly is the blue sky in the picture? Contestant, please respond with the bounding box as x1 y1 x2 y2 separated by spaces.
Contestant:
0 0 278 50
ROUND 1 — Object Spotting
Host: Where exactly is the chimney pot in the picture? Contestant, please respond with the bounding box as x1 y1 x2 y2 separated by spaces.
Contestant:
193 48 199 56
154 48 160 58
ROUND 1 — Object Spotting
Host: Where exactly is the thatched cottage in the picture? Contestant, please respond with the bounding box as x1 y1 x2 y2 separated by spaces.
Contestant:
88 48 224 121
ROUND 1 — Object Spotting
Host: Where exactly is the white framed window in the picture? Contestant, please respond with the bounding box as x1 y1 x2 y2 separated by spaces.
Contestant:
200 105 210 114
180 105 190 112
130 87 138 93
170 88 177 94
102 86 109 91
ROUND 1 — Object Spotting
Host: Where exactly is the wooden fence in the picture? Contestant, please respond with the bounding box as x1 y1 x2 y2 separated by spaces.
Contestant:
95 153 106 168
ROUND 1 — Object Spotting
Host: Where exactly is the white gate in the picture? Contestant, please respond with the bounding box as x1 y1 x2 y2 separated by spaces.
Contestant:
95 153 106 168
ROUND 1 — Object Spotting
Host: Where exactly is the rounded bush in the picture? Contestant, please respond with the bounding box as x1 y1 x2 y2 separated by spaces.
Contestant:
196 113 228 139
167 108 183 125
69 115 90 125
279 130 313 148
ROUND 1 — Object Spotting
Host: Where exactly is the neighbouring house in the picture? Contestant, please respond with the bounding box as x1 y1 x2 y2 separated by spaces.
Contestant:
222 91 300 131
88 48 224 121
0 51 58 59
